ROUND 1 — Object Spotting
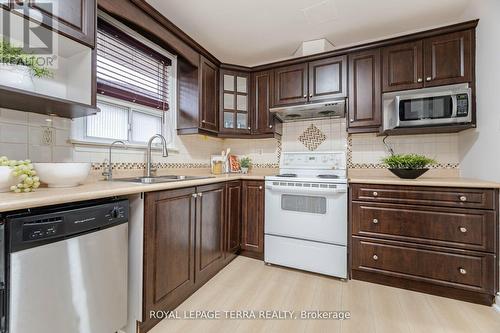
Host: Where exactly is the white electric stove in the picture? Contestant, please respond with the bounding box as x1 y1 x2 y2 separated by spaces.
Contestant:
264 151 347 278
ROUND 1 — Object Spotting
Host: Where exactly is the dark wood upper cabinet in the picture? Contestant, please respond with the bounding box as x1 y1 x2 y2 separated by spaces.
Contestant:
199 56 219 133
143 187 196 329
383 30 473 92
219 70 250 134
423 30 472 87
241 180 265 259
9 0 96 47
195 183 225 285
273 63 308 106
252 70 274 135
308 56 347 101
382 41 424 92
348 49 381 132
224 181 242 264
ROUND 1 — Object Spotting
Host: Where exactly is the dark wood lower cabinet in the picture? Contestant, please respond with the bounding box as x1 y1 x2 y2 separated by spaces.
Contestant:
195 183 225 285
142 187 197 332
224 181 242 264
350 183 499 305
141 180 265 332
241 180 265 259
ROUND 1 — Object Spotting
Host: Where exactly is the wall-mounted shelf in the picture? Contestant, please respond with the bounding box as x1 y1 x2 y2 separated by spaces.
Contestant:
0 85 99 119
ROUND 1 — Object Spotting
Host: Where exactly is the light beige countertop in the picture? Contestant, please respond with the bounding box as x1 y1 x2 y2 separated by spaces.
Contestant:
348 176 500 188
0 170 274 213
347 168 500 188
2 167 500 213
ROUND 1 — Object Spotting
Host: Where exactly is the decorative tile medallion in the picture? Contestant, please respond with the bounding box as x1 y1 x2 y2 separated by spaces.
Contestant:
298 124 326 151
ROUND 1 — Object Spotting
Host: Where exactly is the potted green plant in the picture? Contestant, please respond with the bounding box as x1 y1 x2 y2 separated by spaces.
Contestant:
0 39 53 91
381 154 436 179
239 156 252 174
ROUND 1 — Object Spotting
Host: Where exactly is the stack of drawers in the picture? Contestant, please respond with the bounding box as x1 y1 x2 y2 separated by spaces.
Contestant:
350 184 499 305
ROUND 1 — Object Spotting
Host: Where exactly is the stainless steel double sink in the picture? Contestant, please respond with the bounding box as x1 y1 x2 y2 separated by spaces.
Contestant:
115 175 214 184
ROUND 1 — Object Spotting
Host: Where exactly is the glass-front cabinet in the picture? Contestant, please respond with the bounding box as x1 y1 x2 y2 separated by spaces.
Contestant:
220 70 250 134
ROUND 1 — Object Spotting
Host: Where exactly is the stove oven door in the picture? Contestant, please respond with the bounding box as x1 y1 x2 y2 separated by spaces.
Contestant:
264 181 347 245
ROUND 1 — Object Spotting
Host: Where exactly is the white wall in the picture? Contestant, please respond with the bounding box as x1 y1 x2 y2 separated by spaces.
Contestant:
458 0 500 181
457 0 500 306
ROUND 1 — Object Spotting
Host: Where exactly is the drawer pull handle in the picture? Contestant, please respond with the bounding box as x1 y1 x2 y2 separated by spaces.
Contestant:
192 193 198 198
459 196 467 202
372 191 378 197
458 267 467 275
372 254 379 261
372 218 379 224
459 227 467 233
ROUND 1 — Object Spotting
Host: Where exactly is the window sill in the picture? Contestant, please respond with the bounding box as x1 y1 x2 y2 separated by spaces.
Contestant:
69 139 179 153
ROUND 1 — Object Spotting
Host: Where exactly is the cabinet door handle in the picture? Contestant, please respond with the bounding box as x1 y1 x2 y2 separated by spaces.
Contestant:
269 125 273 128
198 192 203 197
309 94 313 98
459 227 467 233
459 196 467 202
372 218 379 224
426 77 432 82
247 127 251 130
417 78 423 83
372 191 378 197
458 267 467 275
303 95 307 98
372 254 379 261
259 186 263 190
192 193 198 198
350 119 354 122
201 120 206 123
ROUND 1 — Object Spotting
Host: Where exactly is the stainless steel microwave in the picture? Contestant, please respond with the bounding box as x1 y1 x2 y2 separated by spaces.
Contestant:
383 83 472 131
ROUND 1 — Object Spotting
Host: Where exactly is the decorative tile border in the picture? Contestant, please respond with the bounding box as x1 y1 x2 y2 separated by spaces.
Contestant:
349 162 460 169
91 162 210 171
276 136 282 166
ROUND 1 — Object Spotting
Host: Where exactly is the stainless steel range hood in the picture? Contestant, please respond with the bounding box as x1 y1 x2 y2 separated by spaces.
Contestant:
270 99 346 122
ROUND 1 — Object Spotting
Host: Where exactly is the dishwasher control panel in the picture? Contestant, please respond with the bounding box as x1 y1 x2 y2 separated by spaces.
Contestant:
6 198 129 253
23 218 63 241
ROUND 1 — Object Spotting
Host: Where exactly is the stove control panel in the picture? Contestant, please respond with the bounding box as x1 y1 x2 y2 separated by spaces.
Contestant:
281 152 346 170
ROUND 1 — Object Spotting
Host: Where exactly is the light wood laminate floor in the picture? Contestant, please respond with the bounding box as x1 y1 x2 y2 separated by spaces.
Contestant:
151 256 500 333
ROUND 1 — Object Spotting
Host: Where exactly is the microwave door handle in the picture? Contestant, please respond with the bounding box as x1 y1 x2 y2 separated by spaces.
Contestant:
394 96 401 127
451 95 458 117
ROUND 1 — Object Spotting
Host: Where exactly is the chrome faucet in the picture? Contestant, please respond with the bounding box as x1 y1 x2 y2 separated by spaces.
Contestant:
146 134 169 177
103 140 127 181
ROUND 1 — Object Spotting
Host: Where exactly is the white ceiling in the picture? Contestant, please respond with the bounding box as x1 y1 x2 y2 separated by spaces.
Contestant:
146 0 473 66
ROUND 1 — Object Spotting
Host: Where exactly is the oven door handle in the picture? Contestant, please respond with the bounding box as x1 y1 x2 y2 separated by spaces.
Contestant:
265 183 347 195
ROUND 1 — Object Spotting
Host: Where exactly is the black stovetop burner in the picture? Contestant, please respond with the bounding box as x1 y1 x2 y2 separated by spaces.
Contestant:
276 173 298 178
317 174 339 179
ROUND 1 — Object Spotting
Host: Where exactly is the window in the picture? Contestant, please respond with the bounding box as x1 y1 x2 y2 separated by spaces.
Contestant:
73 14 177 147
86 99 164 144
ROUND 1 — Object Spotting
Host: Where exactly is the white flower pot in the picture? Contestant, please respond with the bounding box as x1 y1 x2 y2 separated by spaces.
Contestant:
241 167 249 174
0 166 17 192
0 63 35 91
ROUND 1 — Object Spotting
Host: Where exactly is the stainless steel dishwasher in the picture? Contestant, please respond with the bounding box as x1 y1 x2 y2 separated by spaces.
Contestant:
5 198 129 333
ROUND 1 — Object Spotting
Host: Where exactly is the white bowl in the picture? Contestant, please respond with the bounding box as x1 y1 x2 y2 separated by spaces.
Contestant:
34 163 91 188
0 166 17 192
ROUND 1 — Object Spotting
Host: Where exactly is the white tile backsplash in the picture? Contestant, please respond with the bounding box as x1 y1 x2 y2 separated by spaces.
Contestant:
0 123 28 143
350 133 460 166
0 108 461 169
